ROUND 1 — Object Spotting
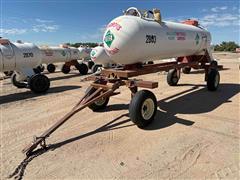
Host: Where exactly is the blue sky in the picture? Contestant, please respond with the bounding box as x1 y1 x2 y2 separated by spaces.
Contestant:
0 0 239 45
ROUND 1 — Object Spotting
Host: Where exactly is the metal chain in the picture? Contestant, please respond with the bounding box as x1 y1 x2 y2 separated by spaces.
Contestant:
8 147 48 180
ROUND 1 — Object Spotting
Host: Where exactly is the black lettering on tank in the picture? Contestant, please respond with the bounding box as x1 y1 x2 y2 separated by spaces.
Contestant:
146 35 156 44
23 52 34 58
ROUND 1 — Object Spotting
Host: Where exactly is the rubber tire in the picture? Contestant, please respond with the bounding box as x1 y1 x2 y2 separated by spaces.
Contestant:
88 88 110 111
4 71 13 76
11 73 26 88
29 74 50 93
167 69 180 86
33 68 41 74
182 67 191 74
35 65 45 73
77 63 88 75
210 60 218 66
47 64 56 73
88 61 95 69
88 97 110 111
91 64 102 73
207 69 220 91
129 90 157 128
61 65 71 74
147 61 154 64
39 65 45 72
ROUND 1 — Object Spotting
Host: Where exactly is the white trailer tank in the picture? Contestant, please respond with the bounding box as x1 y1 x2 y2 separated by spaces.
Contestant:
90 46 113 66
40 45 81 64
0 39 42 71
103 7 212 65
78 46 92 59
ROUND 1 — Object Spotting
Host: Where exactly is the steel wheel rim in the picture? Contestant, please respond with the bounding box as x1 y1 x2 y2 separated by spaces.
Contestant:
141 98 155 120
95 97 106 106
173 72 178 83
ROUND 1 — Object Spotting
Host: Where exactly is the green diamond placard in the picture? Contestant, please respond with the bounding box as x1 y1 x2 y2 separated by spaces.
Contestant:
104 30 115 48
195 33 200 45
91 50 96 57
61 50 66 56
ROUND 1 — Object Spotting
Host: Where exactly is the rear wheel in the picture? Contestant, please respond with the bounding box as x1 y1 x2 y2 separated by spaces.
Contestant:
61 64 71 74
29 74 50 93
47 64 56 73
147 61 154 64
182 67 191 74
129 90 157 128
207 69 220 91
167 69 180 86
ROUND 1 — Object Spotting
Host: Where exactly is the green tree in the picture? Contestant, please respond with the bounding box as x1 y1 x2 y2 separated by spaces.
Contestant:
66 42 99 48
214 41 239 52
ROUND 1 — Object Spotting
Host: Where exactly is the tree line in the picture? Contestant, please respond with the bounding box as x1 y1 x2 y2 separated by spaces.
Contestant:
66 42 99 48
214 41 239 52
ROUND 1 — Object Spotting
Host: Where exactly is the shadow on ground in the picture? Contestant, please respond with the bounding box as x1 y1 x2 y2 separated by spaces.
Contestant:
8 113 132 180
189 67 229 74
0 85 81 105
44 83 239 142
49 74 81 81
9 83 239 180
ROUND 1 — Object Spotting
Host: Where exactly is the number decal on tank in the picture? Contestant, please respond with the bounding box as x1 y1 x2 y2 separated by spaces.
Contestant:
23 53 34 58
146 35 156 44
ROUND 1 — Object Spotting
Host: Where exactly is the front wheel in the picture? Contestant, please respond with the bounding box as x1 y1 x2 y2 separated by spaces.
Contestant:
87 88 109 112
88 97 109 111
77 63 88 75
91 64 102 73
4 71 14 76
88 61 95 69
129 90 157 128
11 73 27 88
61 64 71 74
207 69 220 91
29 74 50 93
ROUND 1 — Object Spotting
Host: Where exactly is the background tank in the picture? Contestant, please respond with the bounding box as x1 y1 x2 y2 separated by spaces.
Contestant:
0 39 42 71
78 45 92 59
90 46 113 67
40 45 81 64
103 7 212 65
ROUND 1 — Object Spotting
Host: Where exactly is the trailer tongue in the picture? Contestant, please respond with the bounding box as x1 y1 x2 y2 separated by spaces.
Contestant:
22 83 118 156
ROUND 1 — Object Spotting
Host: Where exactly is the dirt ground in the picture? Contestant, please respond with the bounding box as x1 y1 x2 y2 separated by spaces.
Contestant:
0 52 239 180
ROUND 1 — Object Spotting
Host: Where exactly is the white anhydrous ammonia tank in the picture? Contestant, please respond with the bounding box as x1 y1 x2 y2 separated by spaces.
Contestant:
78 46 92 59
103 7 212 65
40 45 81 64
0 39 42 71
90 46 113 66
0 39 90 72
